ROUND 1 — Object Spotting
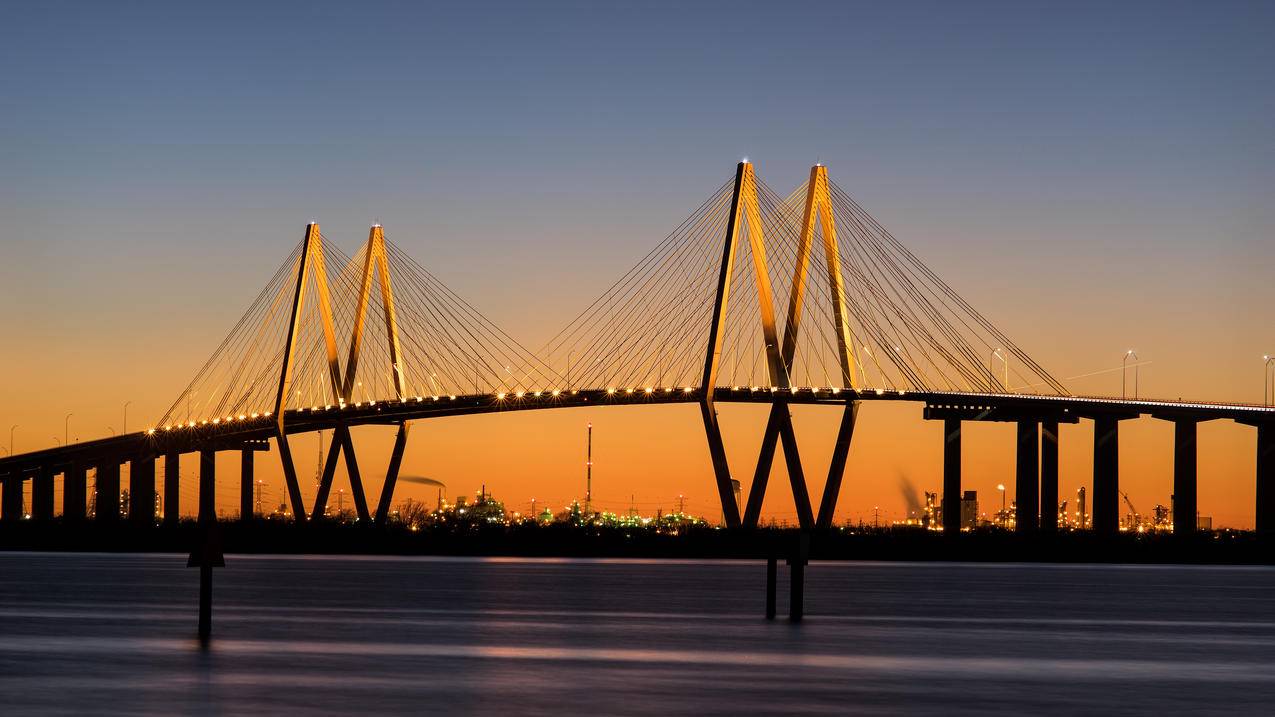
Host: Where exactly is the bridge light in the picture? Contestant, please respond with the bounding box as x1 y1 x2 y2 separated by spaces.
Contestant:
515 391 525 398
497 393 506 400
644 387 653 394
625 388 634 394
607 388 616 395
683 386 693 393
552 390 560 397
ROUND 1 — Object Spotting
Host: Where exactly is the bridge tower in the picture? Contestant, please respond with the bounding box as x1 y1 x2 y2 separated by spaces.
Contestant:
273 222 343 522
701 162 861 530
745 164 861 530
309 224 412 524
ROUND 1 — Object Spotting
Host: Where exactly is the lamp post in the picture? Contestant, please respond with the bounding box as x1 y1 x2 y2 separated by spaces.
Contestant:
1265 355 1275 407
123 401 132 435
989 348 1006 391
1122 350 1138 399
64 413 73 446
9 425 17 455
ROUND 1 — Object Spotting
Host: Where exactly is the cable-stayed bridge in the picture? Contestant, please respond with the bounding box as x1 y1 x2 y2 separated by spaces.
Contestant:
3 162 1273 536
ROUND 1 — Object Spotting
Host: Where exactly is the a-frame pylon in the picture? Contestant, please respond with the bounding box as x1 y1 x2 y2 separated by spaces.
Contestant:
274 222 343 523
743 164 860 529
700 161 814 529
311 225 411 524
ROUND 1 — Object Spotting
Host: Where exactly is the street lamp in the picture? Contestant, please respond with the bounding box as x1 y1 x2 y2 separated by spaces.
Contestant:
997 483 1006 527
1265 355 1275 407
989 348 1006 391
123 401 132 435
64 413 73 446
9 425 17 455
1122 350 1139 399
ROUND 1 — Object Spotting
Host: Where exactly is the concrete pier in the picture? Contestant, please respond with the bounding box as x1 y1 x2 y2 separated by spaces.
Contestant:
942 418 961 536
32 465 54 521
1093 418 1120 534
1258 424 1275 535
240 448 254 522
1173 421 1197 535
64 463 87 520
199 450 216 524
130 455 156 525
164 452 180 526
1016 421 1039 533
1040 420 1059 532
2 474 22 521
96 461 121 522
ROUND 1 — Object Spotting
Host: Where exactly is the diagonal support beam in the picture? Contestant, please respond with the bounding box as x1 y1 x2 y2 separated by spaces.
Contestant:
339 427 371 522
749 165 860 528
743 404 785 527
698 161 789 528
273 223 342 523
343 225 407 403
700 402 741 527
816 401 859 528
376 422 411 525
313 429 344 519
311 425 371 522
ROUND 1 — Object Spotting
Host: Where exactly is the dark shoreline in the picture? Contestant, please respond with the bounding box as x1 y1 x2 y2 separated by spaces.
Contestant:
1 521 1272 565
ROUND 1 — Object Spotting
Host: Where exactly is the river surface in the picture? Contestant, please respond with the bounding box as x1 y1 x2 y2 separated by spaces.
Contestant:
2 553 1274 715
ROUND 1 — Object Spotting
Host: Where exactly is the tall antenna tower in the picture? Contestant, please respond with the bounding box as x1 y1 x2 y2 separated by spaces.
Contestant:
585 422 593 515
313 430 325 491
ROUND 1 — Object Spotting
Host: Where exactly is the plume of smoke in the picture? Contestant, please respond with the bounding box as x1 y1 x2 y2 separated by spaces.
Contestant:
898 473 923 517
399 475 446 489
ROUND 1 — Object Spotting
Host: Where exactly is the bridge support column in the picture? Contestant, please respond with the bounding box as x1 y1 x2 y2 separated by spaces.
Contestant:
1173 421 1197 535
164 452 180 525
3 473 24 521
1040 421 1059 532
96 461 121 523
1258 424 1275 535
130 456 156 525
942 418 962 536
1016 421 1039 533
199 450 216 525
816 402 858 529
240 448 254 522
32 465 55 521
700 402 742 528
376 422 410 525
1092 417 1119 535
64 463 87 520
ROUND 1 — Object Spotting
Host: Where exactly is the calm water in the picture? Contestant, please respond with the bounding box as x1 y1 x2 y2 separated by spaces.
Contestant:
2 553 1275 715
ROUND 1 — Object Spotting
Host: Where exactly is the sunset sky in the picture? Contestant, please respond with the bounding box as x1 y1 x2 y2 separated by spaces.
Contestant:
2 1 1272 526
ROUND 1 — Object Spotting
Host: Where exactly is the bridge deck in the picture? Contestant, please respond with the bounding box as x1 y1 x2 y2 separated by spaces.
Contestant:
2 387 1272 474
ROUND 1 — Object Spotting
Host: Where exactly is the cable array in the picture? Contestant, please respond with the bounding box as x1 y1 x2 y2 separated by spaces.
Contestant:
157 232 560 427
157 163 1065 433
544 168 1066 395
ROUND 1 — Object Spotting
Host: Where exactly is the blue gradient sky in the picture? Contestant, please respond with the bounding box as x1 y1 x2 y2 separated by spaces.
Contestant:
2 1 1272 525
